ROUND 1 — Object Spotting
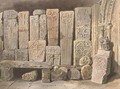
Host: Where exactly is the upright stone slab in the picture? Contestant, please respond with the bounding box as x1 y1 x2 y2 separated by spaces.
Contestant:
33 9 45 16
3 10 18 19
75 7 91 40
0 37 3 50
46 9 59 46
29 40 46 62
15 49 28 61
2 50 15 60
91 50 111 84
40 14 47 40
18 11 29 48
46 46 61 65
92 4 100 57
30 15 39 41
74 40 92 66
4 19 18 49
0 12 3 37
60 11 74 65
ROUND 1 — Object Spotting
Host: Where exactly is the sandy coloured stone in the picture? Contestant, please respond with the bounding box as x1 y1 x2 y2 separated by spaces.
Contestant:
15 49 28 61
74 40 92 66
79 56 92 66
75 7 91 40
0 37 3 50
0 12 3 36
46 46 61 65
46 9 59 46
42 68 51 83
29 40 46 62
4 19 18 49
1 67 14 81
40 14 47 40
91 50 111 84
19 31 29 49
30 15 39 41
92 4 100 57
18 11 29 30
3 10 18 19
68 68 81 80
2 50 15 60
33 9 45 16
81 65 92 80
22 70 38 81
60 11 74 65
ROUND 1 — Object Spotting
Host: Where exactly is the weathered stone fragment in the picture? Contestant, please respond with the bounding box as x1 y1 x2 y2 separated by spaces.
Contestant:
30 15 39 41
22 70 38 81
42 68 51 83
46 9 59 46
46 46 61 65
19 31 29 49
60 11 74 65
91 50 111 84
40 14 47 40
81 65 92 80
68 68 81 80
92 4 100 56
18 11 29 30
0 37 3 50
79 56 92 66
74 40 92 66
1 67 14 80
4 19 18 49
51 66 68 81
75 7 91 40
33 9 45 16
0 12 3 37
2 50 15 60
15 49 28 61
29 40 46 62
3 10 18 19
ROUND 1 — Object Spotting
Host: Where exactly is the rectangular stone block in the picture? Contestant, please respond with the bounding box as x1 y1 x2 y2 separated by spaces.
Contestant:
46 9 59 46
0 37 3 50
33 9 45 16
29 40 46 62
40 14 47 40
74 40 92 66
30 15 39 41
42 68 51 83
46 46 61 65
91 50 111 84
3 10 18 19
75 7 91 40
4 19 18 49
2 50 15 60
92 4 100 57
0 12 3 37
18 11 29 30
60 11 74 65
15 49 28 61
19 31 29 49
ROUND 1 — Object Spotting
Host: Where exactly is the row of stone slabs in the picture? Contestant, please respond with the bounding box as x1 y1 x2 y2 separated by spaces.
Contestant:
0 7 92 65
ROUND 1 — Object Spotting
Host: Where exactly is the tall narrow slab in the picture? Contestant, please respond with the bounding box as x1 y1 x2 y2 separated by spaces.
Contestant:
46 46 61 65
4 19 18 49
30 15 39 41
0 37 3 50
29 40 46 62
0 12 3 37
40 14 47 40
18 11 29 48
75 7 91 40
92 4 100 57
74 40 92 66
46 9 59 46
60 11 74 65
